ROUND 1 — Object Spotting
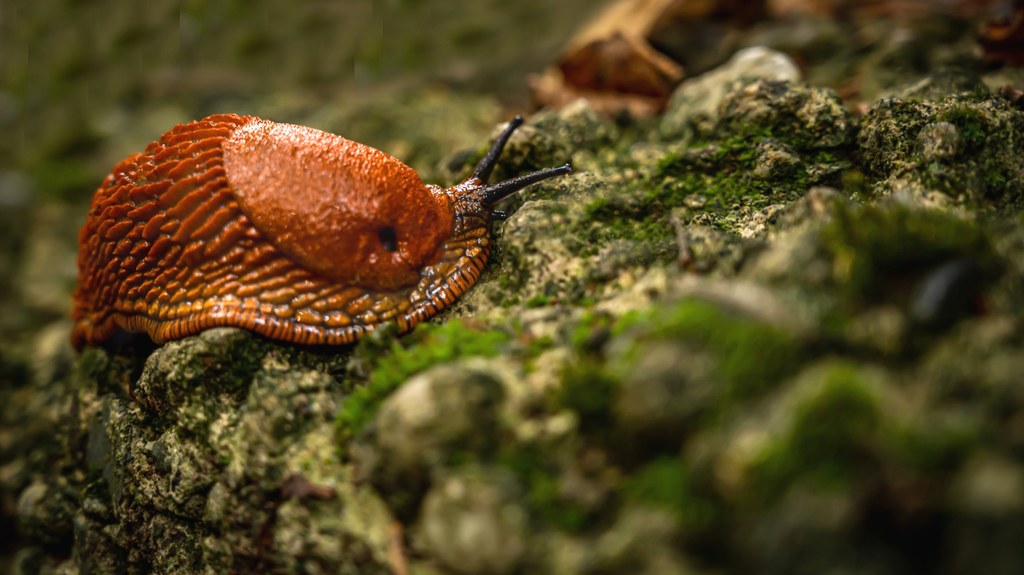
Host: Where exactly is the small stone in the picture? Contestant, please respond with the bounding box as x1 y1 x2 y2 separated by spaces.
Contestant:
132 327 265 415
614 341 717 439
590 505 693 575
16 479 75 548
684 194 707 209
948 452 1024 515
752 138 801 181
499 199 586 301
418 466 528 575
531 98 619 152
918 121 961 161
371 360 505 475
909 258 984 330
662 47 802 140
717 79 853 150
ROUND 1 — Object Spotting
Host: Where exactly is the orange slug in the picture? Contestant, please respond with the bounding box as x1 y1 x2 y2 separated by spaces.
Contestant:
71 114 571 349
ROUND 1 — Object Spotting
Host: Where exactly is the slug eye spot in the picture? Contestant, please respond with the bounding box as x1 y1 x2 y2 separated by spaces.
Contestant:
379 226 398 252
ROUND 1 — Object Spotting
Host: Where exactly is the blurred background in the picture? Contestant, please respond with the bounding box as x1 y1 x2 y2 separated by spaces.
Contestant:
1 0 604 196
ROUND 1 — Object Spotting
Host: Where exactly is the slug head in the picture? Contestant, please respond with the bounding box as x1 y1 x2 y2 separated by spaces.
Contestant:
446 115 573 219
224 120 453 291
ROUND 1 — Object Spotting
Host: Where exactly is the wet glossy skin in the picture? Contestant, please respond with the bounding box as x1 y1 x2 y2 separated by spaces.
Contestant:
71 114 570 349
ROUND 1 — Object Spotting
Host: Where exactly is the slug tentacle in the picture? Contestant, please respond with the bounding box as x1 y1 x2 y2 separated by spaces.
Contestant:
72 113 571 349
470 114 525 183
476 163 574 206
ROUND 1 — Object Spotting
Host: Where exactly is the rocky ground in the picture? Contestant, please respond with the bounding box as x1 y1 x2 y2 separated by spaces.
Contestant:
4 3 1024 575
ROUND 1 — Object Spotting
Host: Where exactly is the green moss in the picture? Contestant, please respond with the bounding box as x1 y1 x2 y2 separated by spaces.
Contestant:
551 360 618 435
580 130 851 244
859 97 1024 206
656 136 797 206
787 365 880 477
550 298 801 446
884 414 979 475
749 362 881 500
858 98 933 178
76 347 112 381
579 184 675 252
822 203 996 304
569 311 616 353
623 298 803 400
524 293 556 308
75 345 141 397
498 445 591 533
334 320 511 450
522 334 556 366
937 104 988 153
623 457 720 532
747 359 984 507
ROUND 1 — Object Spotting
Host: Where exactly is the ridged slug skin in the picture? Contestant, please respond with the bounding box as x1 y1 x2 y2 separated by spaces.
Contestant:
71 113 569 349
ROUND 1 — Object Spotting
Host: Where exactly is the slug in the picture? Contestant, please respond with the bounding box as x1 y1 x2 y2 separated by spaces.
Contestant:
71 114 571 349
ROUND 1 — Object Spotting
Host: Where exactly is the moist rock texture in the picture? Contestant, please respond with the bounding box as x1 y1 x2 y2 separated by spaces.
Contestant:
6 24 1024 575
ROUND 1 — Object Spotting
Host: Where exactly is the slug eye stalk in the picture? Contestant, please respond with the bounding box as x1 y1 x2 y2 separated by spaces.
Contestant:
477 163 574 206
471 115 525 183
466 114 573 206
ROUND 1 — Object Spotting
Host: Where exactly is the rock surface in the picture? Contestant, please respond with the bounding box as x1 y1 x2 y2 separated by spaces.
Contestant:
5 8 1024 575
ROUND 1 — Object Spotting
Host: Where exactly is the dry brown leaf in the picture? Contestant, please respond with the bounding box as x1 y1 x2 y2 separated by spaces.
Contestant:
560 31 683 97
980 4 1024 65
531 0 691 116
527 68 668 117
531 0 777 116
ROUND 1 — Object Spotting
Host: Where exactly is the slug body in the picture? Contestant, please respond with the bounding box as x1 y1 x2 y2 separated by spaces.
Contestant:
72 114 571 349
